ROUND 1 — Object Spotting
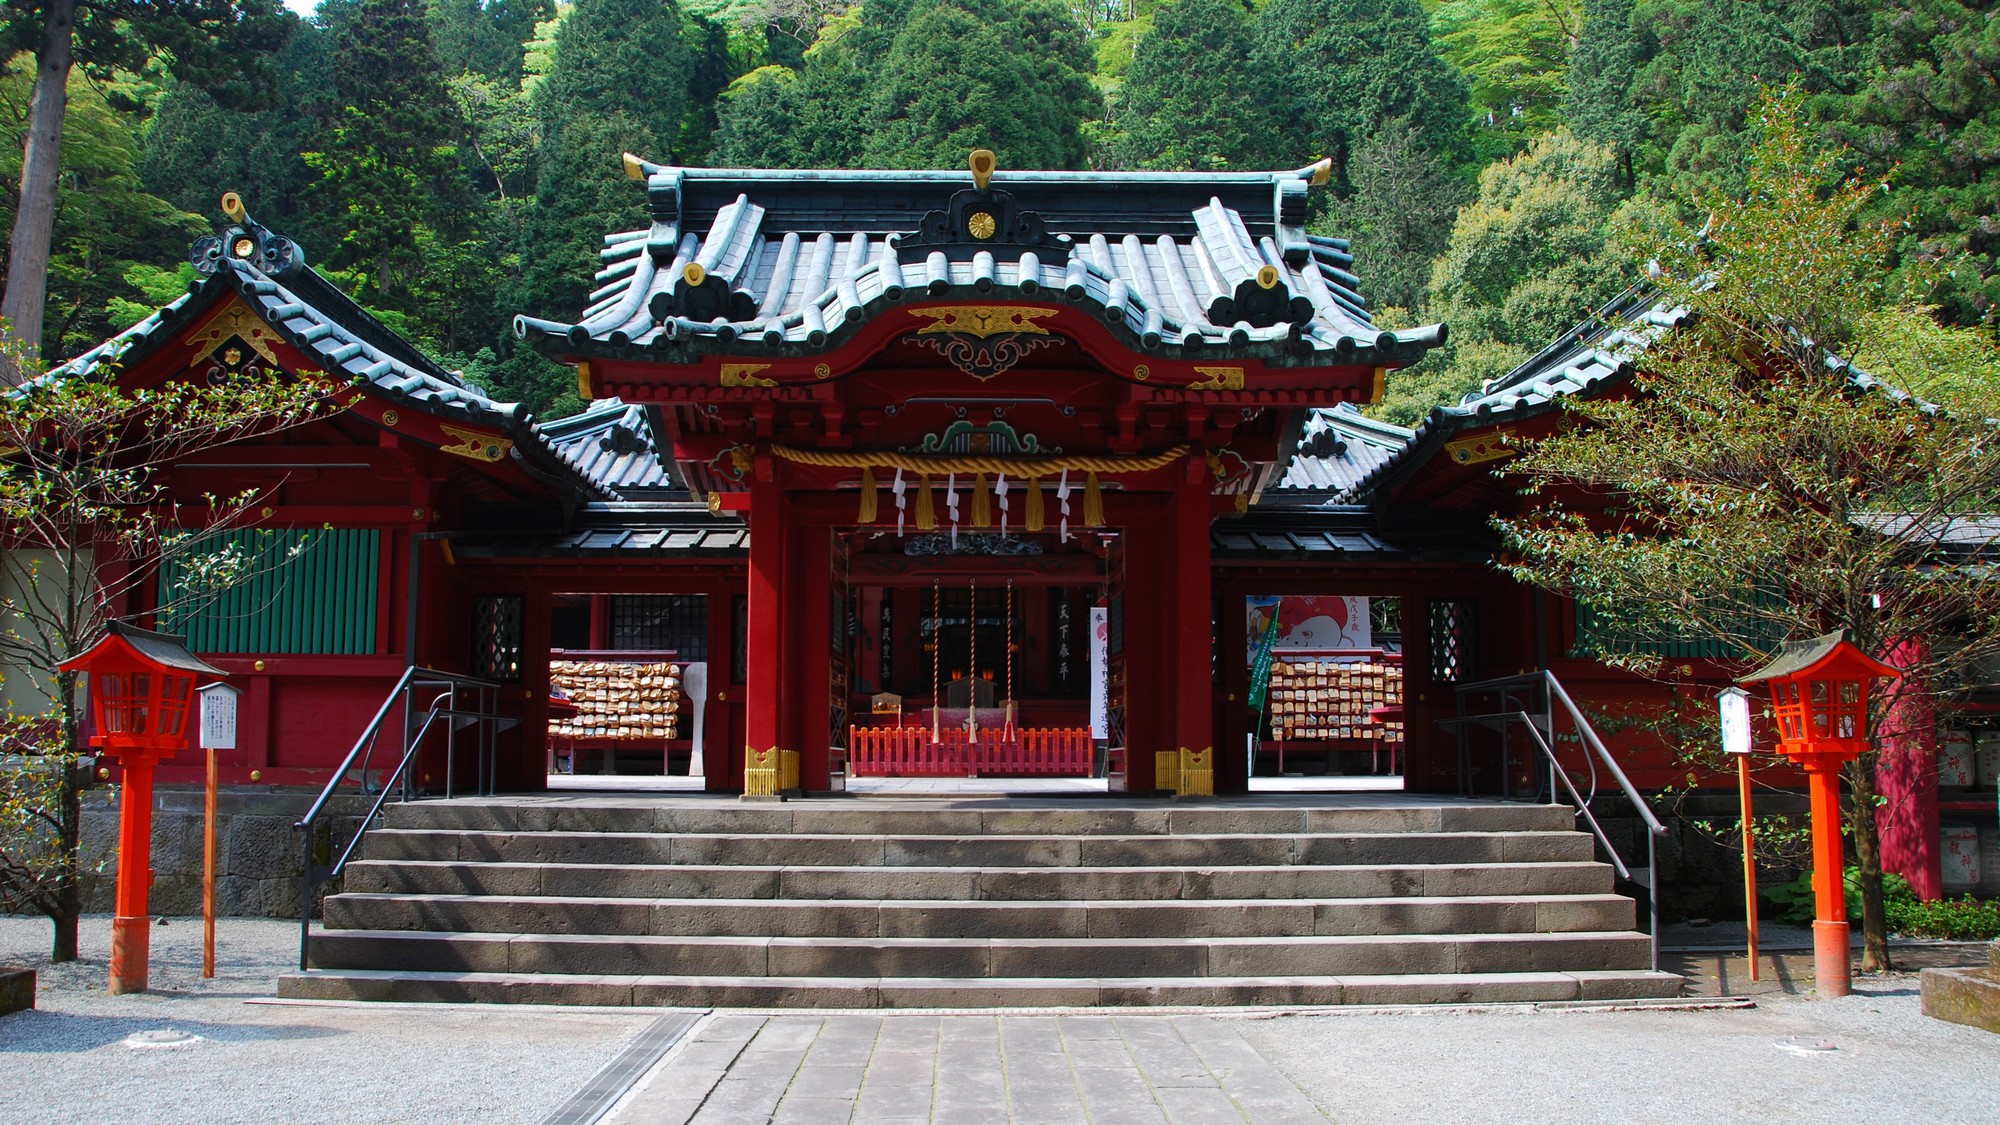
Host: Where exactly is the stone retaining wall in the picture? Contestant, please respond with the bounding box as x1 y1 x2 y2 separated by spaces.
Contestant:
79 787 372 919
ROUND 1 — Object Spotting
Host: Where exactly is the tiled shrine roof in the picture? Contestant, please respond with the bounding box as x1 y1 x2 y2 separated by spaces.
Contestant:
515 157 1446 368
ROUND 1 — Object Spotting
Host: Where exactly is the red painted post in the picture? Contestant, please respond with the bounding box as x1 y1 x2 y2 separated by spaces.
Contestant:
110 759 156 994
1807 763 1850 997
745 471 786 785
1173 468 1215 789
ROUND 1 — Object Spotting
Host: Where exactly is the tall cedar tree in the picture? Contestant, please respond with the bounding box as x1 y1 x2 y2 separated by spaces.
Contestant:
1838 0 2000 324
0 0 292 373
714 0 1096 170
1499 96 2000 972
517 0 689 321
306 0 469 301
1252 0 1471 193
1563 0 1649 186
1100 0 1288 172
428 0 554 84
860 0 1096 169
1332 118 1468 317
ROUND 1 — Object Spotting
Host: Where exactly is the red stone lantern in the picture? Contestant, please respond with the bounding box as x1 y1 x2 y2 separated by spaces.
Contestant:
58 621 223 994
1739 629 1899 997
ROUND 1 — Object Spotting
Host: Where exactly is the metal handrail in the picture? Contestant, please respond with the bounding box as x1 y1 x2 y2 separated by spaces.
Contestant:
294 667 508 970
1450 671 1669 970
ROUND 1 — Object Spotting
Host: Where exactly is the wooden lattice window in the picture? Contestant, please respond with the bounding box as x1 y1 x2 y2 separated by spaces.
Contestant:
1429 599 1475 684
472 595 523 682
610 594 708 658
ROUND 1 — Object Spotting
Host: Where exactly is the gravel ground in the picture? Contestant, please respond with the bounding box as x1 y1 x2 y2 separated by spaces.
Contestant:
1240 979 2000 1124
0 914 657 1125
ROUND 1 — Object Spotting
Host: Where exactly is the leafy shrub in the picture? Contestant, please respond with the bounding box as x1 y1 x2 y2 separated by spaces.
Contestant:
1766 870 1916 925
1886 895 2000 941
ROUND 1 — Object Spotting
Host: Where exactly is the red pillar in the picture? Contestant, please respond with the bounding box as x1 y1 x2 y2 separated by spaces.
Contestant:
744 470 787 783
1877 645 1941 900
1807 762 1852 996
110 758 157 994
1173 466 1215 777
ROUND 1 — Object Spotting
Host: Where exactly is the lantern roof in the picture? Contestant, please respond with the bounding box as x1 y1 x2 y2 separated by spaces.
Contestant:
1736 629 1900 686
58 620 226 676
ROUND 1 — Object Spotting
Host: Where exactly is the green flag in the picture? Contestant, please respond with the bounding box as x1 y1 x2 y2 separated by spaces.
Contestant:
1247 601 1281 713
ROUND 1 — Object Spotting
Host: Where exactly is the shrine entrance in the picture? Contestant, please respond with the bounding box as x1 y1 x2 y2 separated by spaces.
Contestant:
841 531 1104 784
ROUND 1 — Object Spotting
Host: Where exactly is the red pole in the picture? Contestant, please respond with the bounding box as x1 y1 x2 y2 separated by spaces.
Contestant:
1738 754 1758 982
109 757 156 995
203 746 217 979
1807 762 1851 996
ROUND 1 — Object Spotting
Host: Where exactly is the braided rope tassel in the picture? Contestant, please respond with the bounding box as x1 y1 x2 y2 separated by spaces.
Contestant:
1024 476 1043 532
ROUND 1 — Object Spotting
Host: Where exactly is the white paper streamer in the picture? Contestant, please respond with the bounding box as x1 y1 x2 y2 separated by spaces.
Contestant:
995 473 1009 536
1056 469 1072 543
947 471 959 549
892 467 907 536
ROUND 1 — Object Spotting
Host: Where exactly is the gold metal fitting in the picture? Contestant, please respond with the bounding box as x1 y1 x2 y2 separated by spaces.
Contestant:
97 767 110 780
1256 264 1281 290
621 152 646 180
969 149 996 191
683 261 707 286
254 660 266 671
221 192 247 222
249 770 262 782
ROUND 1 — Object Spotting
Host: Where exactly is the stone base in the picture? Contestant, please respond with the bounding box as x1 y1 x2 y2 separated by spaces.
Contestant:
1920 966 2000 1033
0 967 34 1016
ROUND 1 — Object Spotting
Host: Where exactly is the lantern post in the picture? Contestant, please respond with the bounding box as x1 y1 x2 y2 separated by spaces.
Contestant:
1738 630 1899 998
58 622 224 995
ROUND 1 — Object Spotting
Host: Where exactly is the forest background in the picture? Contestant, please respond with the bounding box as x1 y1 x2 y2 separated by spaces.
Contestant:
0 0 1991 424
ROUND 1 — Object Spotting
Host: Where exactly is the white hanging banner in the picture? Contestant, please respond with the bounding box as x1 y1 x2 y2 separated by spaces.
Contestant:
1089 606 1109 740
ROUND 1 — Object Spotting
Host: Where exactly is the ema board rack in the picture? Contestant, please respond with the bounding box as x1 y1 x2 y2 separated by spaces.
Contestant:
548 659 682 741
1267 660 1404 742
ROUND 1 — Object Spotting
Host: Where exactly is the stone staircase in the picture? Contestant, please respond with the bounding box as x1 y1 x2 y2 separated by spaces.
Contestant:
276 797 1683 1007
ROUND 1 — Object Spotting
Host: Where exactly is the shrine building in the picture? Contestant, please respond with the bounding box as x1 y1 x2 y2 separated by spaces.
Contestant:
29 154 1985 909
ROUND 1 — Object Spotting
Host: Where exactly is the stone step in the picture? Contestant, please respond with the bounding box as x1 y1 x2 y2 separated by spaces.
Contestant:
342 859 1617 901
305 929 1655 978
380 801 1576 838
324 891 1634 939
277 967 1685 1007
355 829 1595 868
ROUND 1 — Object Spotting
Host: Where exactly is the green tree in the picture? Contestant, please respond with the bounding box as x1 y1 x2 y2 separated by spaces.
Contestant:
1380 128 1629 425
428 0 553 84
0 348 336 961
1837 0 2000 325
1253 0 1471 191
304 0 470 301
713 0 1098 170
1331 117 1469 315
0 60 206 361
139 27 334 252
515 0 689 329
0 0 293 370
1430 0 1580 161
859 0 1096 169
1562 0 1648 185
1098 0 1288 171
1498 94 2000 973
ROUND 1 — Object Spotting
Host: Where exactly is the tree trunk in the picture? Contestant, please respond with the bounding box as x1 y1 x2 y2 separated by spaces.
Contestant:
1846 756 1893 972
49 905 78 962
0 0 78 379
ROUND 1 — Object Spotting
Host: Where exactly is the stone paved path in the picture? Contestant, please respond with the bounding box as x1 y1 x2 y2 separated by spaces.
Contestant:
604 1013 1329 1124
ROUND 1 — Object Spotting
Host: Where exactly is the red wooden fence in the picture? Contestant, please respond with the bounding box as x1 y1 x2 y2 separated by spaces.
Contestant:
847 725 1095 777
